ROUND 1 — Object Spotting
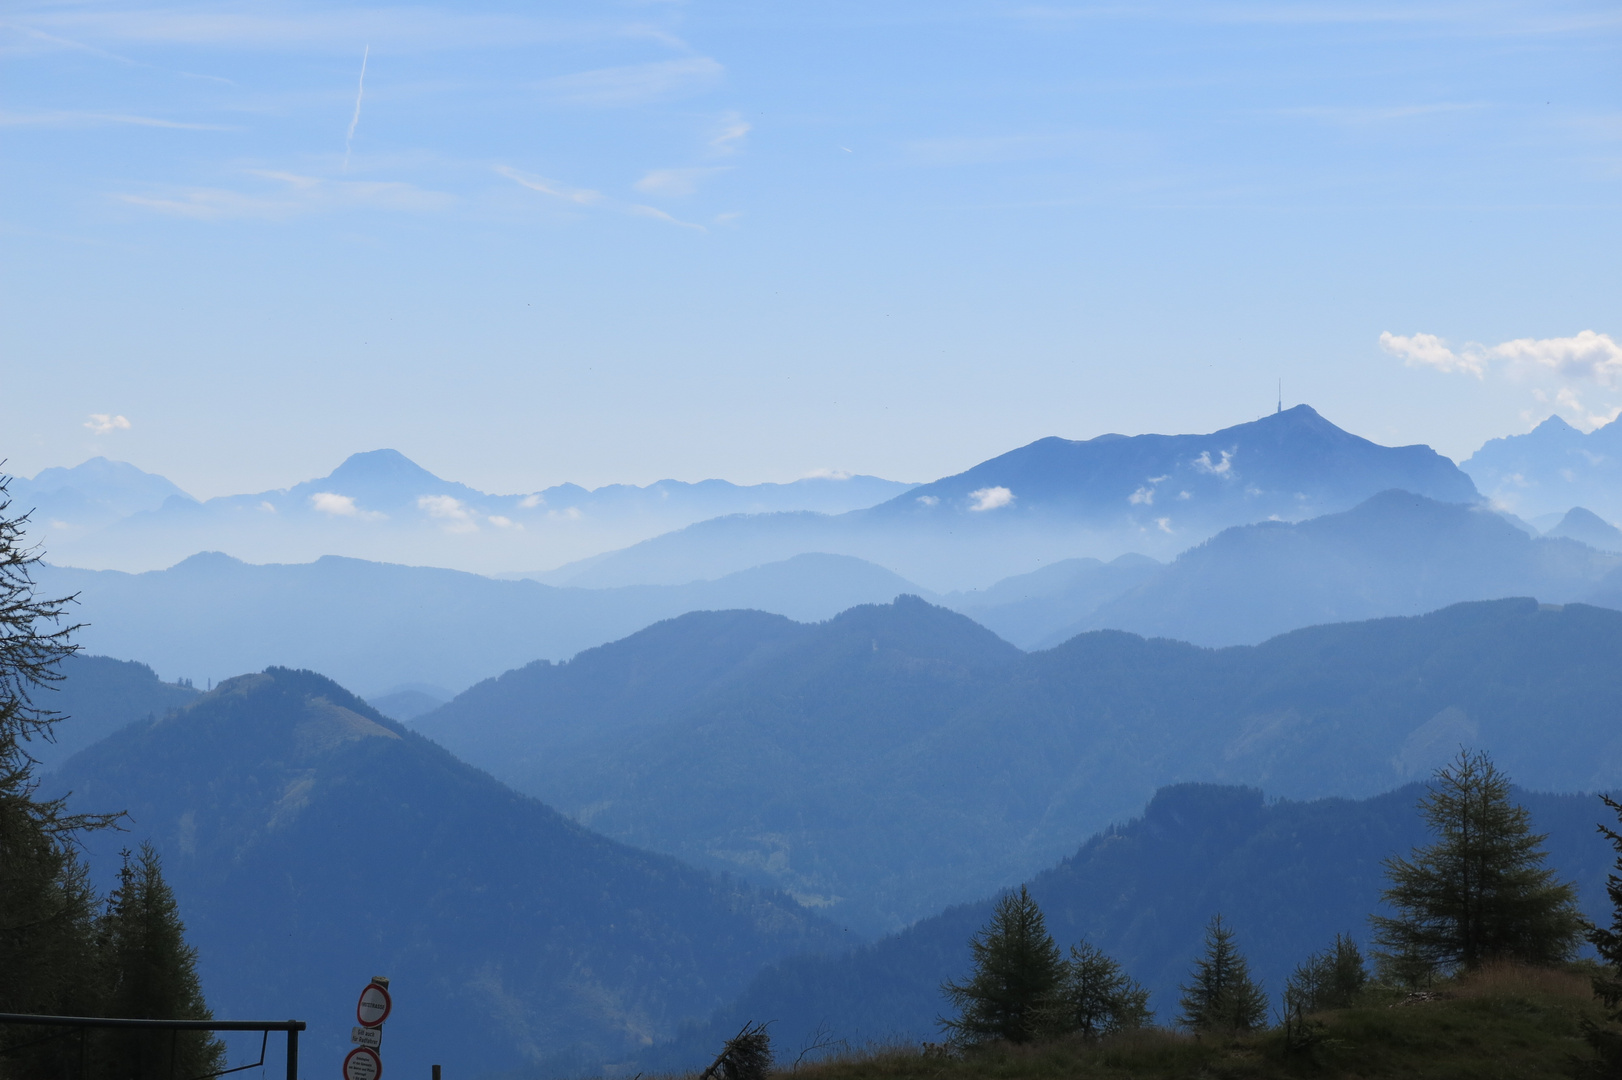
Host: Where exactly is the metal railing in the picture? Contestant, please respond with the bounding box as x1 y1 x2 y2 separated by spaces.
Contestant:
0 1013 305 1080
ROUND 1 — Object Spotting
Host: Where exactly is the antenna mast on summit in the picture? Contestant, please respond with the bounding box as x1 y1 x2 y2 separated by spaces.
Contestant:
1277 380 1282 414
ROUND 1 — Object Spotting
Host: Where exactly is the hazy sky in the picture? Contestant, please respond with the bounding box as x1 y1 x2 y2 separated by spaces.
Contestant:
4 0 1619 498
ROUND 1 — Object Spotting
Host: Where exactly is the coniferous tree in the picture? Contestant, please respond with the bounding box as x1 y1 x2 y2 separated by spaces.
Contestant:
0 472 118 1071
940 886 1063 1045
1043 939 1152 1040
1371 750 1583 981
95 844 225 1078
1583 793 1622 1073
1178 914 1268 1032
1284 933 1367 1014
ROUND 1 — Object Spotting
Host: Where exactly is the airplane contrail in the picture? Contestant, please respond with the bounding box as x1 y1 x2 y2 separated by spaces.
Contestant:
342 45 369 174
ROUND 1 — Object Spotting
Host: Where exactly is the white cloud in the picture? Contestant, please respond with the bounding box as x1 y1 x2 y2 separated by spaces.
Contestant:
1192 449 1234 476
1155 517 1173 533
916 494 940 506
538 58 723 108
803 468 853 480
310 492 383 520
519 493 544 508
1128 486 1154 505
1381 329 1622 384
1384 329 1622 430
488 515 520 529
968 486 1014 511
634 167 726 197
1492 331 1622 386
1379 331 1485 376
417 494 477 532
83 413 130 435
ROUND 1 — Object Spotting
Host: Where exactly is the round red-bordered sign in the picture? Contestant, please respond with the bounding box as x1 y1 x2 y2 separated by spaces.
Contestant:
356 983 392 1028
344 1046 382 1080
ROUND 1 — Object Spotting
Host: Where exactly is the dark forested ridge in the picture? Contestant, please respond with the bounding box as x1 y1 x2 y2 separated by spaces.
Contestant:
418 595 1622 934
647 782 1618 1071
46 667 844 1077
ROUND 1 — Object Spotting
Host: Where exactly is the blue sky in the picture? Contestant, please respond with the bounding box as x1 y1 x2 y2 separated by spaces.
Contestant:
3 0 1620 497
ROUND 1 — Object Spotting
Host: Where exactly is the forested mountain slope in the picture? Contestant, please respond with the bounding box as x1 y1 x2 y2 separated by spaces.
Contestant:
46 667 842 1076
648 782 1617 1071
416 595 1622 934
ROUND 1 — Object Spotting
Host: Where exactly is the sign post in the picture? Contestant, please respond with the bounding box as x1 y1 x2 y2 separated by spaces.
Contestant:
345 977 391 1079
342 1046 382 1080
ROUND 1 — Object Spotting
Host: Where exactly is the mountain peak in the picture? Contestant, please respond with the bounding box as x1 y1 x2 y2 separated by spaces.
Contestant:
323 449 443 487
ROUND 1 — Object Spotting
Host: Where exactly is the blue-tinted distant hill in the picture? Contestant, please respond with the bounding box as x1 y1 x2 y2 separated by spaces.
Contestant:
1039 489 1622 647
415 595 1622 934
1548 506 1622 553
25 654 198 773
47 666 842 1077
647 781 1617 1070
16 450 913 575
542 406 1480 590
33 551 931 694
1463 413 1622 522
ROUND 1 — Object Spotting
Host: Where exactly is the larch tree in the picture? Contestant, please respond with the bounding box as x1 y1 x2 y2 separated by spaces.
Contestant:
94 844 225 1078
1178 914 1268 1033
1044 939 1153 1040
1583 793 1622 1072
940 885 1063 1045
1370 749 1583 981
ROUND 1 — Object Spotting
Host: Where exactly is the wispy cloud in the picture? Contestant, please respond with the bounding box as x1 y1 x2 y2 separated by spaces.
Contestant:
495 165 602 205
117 170 453 220
0 110 235 130
343 45 369 173
709 112 751 156
537 57 722 107
634 167 725 196
1272 103 1483 126
498 165 702 229
9 9 677 54
84 413 130 435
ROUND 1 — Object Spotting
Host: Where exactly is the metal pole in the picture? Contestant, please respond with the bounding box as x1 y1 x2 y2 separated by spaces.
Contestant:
433 1066 441 1080
286 1025 298 1080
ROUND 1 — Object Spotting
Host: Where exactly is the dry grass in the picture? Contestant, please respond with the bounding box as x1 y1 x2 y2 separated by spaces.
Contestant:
683 963 1613 1080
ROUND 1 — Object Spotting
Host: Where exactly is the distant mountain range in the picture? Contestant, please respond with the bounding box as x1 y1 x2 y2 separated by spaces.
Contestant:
650 781 1617 1070
414 595 1622 935
46 666 842 1077
538 406 1480 590
1464 414 1622 523
1041 489 1622 647
10 451 912 575
33 551 928 695
37 486 1622 698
